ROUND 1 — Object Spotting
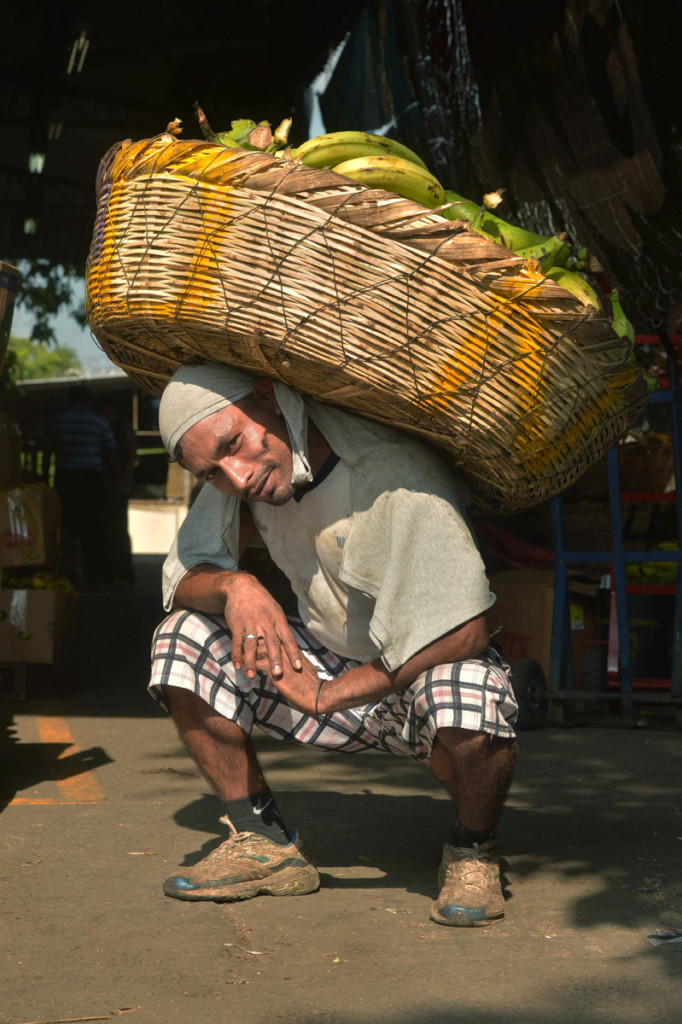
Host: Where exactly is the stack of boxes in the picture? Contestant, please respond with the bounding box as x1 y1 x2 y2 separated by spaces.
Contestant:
0 453 77 666
488 568 602 688
1 263 78 675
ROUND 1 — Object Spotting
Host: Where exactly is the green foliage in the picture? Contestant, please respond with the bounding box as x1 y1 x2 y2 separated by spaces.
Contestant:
7 335 82 380
9 258 85 345
0 346 23 397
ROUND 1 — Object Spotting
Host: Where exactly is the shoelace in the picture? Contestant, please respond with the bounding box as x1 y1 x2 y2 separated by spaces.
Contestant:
448 860 494 887
218 814 253 842
444 847 496 886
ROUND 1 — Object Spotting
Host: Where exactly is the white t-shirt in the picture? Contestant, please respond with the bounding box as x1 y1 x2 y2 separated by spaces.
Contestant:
163 402 495 670
251 458 380 662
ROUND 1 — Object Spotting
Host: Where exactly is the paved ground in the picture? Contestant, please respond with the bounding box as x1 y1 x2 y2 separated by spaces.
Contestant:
2 556 682 1024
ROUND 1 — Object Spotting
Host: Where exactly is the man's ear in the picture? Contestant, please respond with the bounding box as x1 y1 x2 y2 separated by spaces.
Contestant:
251 378 282 415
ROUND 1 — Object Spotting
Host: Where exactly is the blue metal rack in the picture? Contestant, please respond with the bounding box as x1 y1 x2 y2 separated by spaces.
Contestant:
548 329 682 727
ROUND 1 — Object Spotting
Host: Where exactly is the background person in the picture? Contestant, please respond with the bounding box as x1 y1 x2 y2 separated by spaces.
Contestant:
45 383 119 589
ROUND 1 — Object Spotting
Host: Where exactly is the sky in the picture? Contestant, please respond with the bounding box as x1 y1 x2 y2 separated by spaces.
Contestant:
11 291 120 376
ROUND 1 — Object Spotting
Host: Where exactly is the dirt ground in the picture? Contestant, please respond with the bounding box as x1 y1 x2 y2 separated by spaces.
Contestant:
2 556 681 1024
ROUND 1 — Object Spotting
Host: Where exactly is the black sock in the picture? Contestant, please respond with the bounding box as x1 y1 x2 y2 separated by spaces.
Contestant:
223 788 290 845
448 816 496 849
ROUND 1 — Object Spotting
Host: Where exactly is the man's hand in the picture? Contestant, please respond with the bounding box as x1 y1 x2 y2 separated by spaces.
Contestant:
224 573 303 680
262 611 492 716
174 564 302 681
255 649 323 715
176 568 491 718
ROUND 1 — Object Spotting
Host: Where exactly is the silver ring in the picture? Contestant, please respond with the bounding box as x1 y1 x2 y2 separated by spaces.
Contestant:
244 633 259 640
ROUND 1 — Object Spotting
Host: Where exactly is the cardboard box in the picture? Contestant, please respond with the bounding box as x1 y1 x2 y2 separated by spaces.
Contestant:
488 568 601 688
0 484 61 567
0 588 77 664
0 412 23 490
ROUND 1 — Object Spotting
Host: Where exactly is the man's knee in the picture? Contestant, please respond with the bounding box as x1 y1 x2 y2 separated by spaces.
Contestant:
163 685 253 748
163 685 211 723
431 727 485 779
431 727 517 781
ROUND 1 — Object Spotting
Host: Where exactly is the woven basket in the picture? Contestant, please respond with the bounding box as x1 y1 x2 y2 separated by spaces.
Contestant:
86 133 646 512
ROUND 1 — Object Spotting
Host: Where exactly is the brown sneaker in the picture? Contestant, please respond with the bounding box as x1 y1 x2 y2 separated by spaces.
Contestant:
430 840 505 927
163 820 320 903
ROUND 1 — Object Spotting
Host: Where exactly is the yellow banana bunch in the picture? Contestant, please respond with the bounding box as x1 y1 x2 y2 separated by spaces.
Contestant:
0 568 77 593
626 543 678 583
331 154 447 209
291 130 428 170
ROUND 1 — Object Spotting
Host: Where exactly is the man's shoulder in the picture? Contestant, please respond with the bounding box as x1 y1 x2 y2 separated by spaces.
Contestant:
348 437 470 508
307 400 469 500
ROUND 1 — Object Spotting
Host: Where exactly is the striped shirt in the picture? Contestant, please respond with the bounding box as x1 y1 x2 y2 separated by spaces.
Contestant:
47 404 117 471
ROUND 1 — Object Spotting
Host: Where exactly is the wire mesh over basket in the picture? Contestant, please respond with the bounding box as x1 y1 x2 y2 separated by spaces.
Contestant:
86 133 647 513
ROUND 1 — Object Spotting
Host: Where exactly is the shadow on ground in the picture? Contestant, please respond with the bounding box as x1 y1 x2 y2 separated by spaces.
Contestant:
3 552 682 967
0 726 113 810
0 554 164 806
163 719 682 937
244 1005 682 1024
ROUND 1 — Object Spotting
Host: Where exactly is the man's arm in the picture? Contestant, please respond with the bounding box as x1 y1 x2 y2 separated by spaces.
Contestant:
172 504 303 678
261 611 491 716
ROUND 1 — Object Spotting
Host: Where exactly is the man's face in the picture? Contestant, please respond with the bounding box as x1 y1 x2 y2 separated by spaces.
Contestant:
177 383 296 505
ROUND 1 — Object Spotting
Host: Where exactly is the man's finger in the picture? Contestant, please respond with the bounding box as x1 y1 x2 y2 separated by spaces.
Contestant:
265 634 283 678
242 632 260 678
279 626 303 670
229 622 246 669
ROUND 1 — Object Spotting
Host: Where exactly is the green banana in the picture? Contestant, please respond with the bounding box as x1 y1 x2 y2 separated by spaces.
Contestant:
442 189 559 252
515 235 571 271
293 131 429 171
606 288 657 385
442 189 485 223
331 154 446 208
608 289 635 343
574 247 603 273
198 108 600 289
544 266 600 308
441 191 498 242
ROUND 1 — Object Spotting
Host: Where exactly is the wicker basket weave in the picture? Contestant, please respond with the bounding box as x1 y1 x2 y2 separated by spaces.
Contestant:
86 133 646 512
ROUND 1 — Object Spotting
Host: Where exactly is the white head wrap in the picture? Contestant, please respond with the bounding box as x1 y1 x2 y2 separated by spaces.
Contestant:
158 363 313 485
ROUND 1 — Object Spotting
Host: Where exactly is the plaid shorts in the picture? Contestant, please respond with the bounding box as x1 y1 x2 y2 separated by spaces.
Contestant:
149 611 517 762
